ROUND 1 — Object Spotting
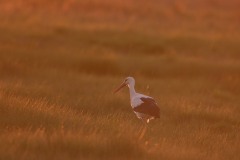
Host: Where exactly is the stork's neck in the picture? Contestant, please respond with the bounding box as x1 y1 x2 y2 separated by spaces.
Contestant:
127 83 136 99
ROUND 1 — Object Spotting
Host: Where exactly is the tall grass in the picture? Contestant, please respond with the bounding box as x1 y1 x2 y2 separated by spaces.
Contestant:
0 0 240 159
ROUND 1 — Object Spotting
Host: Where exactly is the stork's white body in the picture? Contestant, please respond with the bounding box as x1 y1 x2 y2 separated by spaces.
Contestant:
131 94 154 119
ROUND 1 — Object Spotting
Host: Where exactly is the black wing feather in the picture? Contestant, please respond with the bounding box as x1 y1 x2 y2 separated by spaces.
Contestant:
133 97 160 118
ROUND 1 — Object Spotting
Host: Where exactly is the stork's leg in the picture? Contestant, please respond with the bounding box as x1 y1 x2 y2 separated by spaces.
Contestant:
138 118 148 141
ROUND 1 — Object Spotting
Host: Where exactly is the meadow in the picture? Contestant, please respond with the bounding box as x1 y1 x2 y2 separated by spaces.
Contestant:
0 0 240 159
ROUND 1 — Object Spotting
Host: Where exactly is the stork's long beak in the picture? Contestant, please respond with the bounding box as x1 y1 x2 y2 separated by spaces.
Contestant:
113 82 126 94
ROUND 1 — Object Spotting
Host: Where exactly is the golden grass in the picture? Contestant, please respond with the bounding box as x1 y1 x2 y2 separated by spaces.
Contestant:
0 0 240 159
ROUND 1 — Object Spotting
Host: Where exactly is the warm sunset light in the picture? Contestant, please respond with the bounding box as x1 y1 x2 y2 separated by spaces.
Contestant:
0 0 240 160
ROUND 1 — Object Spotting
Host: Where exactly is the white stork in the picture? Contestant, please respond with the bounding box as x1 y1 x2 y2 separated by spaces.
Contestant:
114 77 160 139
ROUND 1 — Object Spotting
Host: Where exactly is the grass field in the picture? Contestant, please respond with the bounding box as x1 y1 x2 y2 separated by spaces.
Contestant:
0 0 240 159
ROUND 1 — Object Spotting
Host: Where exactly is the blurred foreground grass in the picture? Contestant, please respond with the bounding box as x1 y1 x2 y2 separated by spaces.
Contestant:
0 0 240 160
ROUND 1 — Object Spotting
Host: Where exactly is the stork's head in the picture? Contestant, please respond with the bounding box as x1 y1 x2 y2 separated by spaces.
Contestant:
113 77 135 93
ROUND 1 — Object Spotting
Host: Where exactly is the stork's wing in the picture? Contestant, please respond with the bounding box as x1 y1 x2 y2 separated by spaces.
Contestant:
133 97 160 118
